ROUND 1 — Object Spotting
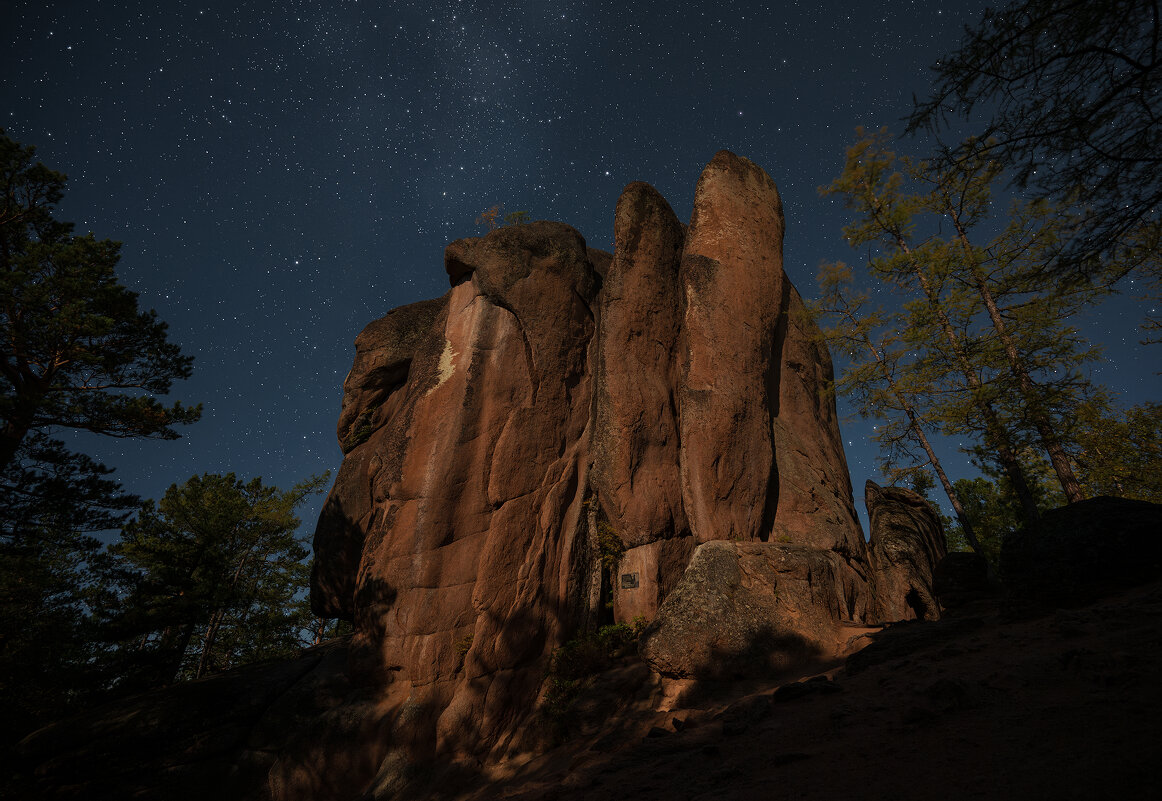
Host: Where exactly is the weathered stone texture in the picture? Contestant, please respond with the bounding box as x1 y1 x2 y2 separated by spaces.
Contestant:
639 541 875 679
305 155 893 777
865 480 947 622
678 151 786 545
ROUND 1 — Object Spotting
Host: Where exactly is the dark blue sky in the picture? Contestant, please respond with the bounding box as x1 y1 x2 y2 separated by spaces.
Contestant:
4 0 1157 531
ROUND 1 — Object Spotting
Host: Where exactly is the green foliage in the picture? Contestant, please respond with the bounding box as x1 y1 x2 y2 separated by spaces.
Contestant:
475 204 533 232
454 632 475 657
453 632 474 671
103 471 329 687
541 618 647 736
0 131 199 746
943 453 1063 565
476 204 501 231
819 127 1111 526
342 408 375 452
595 520 625 572
0 507 111 746
1 131 201 472
908 0 1161 273
1072 401 1162 503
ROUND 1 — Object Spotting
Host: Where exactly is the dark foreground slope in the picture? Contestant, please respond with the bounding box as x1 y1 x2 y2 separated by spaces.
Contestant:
456 578 1162 801
16 572 1162 800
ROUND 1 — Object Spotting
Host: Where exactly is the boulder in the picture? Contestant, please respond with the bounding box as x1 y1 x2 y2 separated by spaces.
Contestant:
1001 496 1162 603
933 551 993 607
864 480 946 622
638 541 873 679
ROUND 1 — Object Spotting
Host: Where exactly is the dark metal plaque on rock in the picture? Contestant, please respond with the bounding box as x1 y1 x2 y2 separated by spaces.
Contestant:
620 573 639 589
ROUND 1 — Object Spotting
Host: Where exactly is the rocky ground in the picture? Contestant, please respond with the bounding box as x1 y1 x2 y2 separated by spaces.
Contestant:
451 579 1162 801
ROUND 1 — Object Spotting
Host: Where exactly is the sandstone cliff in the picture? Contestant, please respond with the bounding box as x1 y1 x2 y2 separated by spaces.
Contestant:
295 151 942 797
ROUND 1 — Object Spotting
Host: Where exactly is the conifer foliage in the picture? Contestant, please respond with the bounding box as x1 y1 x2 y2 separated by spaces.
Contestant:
816 128 1111 544
106 472 329 687
0 131 201 472
0 130 201 744
907 0 1162 268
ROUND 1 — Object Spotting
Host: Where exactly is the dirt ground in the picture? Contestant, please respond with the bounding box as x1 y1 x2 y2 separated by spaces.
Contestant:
455 580 1162 801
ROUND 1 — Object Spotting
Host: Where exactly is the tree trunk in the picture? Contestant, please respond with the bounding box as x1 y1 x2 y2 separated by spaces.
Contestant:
853 323 989 558
950 220 1085 503
195 608 225 679
906 409 986 556
0 417 29 469
891 234 1041 526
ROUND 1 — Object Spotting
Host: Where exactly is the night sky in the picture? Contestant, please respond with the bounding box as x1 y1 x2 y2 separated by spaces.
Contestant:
4 0 1157 533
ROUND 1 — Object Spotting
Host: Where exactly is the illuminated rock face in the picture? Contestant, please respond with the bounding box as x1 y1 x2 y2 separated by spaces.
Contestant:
304 151 941 796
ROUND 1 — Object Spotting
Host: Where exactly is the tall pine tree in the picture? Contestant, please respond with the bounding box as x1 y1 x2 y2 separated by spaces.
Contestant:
821 128 1110 525
811 261 985 557
1 131 199 745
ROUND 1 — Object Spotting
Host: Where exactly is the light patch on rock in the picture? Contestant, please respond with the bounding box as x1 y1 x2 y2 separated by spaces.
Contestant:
428 337 457 395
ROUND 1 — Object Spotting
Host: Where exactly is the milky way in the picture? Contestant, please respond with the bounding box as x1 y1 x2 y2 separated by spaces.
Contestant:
4 0 1156 530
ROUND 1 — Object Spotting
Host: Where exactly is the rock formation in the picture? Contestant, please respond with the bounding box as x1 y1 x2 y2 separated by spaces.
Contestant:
1001 495 1162 603
865 480 947 622
17 152 948 801
295 151 943 795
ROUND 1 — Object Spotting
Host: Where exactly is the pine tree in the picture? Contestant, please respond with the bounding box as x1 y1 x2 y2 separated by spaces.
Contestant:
811 261 985 556
821 128 1110 523
105 472 328 688
907 0 1162 269
0 441 125 745
1 132 200 470
1072 401 1162 502
1 130 199 744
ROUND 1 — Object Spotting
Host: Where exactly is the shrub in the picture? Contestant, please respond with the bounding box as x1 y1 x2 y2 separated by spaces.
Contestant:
541 617 648 737
595 521 625 572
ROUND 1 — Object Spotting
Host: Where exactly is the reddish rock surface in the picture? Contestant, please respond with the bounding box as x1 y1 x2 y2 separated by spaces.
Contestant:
678 151 786 546
592 181 688 551
297 152 925 795
592 181 692 624
305 222 602 795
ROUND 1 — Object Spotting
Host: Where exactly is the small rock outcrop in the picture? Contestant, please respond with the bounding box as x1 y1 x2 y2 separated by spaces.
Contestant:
865 480 947 622
1001 496 1162 603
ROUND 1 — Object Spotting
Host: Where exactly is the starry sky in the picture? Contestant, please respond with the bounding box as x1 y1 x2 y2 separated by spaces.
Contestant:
4 0 1157 533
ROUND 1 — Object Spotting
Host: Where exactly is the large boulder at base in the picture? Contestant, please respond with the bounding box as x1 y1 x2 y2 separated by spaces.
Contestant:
1001 496 1162 603
638 541 875 679
864 480 946 622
